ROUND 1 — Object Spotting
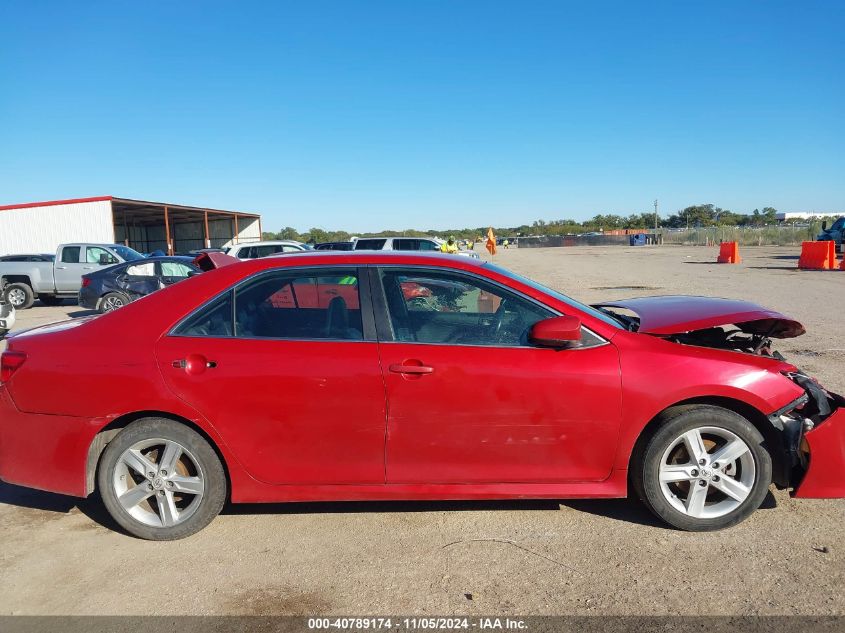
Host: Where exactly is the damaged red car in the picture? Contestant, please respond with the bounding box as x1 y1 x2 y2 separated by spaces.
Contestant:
1 252 843 540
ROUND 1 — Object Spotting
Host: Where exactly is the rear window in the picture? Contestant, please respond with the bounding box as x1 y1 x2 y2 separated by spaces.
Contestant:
173 269 363 340
354 239 387 250
61 246 81 263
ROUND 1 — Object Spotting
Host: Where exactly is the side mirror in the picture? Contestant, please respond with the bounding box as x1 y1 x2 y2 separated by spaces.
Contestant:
529 315 582 348
99 254 116 265
822 221 828 231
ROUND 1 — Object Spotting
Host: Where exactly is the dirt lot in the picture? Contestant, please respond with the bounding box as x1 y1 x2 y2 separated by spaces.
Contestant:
1 245 844 616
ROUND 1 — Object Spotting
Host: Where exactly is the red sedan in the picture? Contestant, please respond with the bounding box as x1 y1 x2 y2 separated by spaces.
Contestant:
1 252 843 540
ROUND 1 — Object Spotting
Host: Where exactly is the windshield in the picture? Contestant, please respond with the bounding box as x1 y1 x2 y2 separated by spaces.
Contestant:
484 262 623 329
111 245 145 262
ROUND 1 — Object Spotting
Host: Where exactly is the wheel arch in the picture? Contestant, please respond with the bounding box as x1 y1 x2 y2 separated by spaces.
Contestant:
2 274 33 287
627 396 788 488
85 410 232 497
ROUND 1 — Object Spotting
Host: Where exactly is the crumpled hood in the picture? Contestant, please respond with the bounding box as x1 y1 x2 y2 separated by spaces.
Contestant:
593 295 806 338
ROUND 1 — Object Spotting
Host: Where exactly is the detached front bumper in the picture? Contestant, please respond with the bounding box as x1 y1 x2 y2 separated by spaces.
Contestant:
0 301 14 333
793 407 845 498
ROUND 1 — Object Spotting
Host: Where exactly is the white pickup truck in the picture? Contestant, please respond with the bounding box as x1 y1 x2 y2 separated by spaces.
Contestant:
0 243 147 309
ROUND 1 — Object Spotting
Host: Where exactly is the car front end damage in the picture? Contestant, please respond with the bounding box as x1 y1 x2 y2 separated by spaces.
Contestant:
774 371 845 498
593 295 845 499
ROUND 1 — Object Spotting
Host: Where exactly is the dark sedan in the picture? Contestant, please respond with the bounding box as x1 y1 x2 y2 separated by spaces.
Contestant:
79 256 198 313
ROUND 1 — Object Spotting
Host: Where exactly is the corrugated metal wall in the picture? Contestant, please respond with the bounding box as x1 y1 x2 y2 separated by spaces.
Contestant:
0 200 115 255
237 217 260 243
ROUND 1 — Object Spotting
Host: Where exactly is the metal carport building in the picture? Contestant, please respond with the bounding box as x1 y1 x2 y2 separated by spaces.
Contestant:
0 196 262 256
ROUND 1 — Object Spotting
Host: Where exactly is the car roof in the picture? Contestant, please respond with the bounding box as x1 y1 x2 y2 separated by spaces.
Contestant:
60 243 125 248
232 240 303 247
262 250 486 268
356 236 438 240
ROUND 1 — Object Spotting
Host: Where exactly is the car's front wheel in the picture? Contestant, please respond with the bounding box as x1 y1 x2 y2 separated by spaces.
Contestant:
98 418 227 540
635 406 772 531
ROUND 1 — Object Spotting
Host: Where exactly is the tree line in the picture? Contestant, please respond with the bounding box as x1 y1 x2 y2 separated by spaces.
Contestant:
262 204 788 242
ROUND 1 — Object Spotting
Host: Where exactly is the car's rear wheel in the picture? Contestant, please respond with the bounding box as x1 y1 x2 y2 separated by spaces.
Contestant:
635 406 771 531
4 283 34 309
98 418 226 540
99 292 129 313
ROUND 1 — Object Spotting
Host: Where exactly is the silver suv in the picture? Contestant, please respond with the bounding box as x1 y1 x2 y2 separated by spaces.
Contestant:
352 236 480 258
226 240 308 259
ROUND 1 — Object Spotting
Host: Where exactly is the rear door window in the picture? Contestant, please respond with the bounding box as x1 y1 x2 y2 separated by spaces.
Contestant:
173 269 364 341
252 245 279 258
234 270 363 340
61 246 81 263
175 292 234 337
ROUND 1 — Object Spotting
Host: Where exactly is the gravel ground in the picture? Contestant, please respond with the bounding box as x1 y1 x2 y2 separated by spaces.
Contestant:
1 245 844 616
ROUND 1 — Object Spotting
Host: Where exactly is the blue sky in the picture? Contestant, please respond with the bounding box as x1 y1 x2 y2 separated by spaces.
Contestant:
1 1 842 232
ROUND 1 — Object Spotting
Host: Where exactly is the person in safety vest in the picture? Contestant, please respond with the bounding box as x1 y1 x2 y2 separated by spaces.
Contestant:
440 235 459 254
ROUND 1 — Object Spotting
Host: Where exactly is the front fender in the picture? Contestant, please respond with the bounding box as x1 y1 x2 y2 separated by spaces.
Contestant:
612 333 806 470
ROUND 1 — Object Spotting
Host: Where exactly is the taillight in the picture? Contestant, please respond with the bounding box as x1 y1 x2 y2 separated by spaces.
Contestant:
0 351 26 383
81 277 92 288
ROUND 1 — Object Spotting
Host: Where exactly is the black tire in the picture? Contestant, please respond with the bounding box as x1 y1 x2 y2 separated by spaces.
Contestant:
4 283 34 310
99 292 130 313
634 405 772 531
98 418 227 540
38 294 64 306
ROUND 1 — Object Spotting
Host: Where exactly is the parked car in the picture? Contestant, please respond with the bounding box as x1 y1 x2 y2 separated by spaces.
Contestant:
79 256 199 313
226 241 308 259
0 254 55 263
315 241 355 251
0 281 14 338
817 217 845 253
0 243 146 309
0 252 843 540
353 236 480 259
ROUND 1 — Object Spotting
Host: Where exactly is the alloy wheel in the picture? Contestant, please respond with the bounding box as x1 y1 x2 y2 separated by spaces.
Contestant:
103 296 125 311
7 288 26 307
112 438 205 528
658 426 756 519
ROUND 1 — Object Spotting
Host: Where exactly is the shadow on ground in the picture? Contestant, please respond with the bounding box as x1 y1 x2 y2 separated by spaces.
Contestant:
67 309 98 319
1 481 779 536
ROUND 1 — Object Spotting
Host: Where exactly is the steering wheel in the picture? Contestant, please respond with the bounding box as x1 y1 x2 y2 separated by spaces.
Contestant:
491 298 511 340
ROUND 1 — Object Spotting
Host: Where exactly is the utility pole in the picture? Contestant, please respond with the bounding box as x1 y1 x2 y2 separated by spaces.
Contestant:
653 199 659 245
653 199 658 231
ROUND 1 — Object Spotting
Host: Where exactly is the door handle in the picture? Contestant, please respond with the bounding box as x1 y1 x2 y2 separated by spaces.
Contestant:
389 363 434 375
172 355 218 374
56 266 67 270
